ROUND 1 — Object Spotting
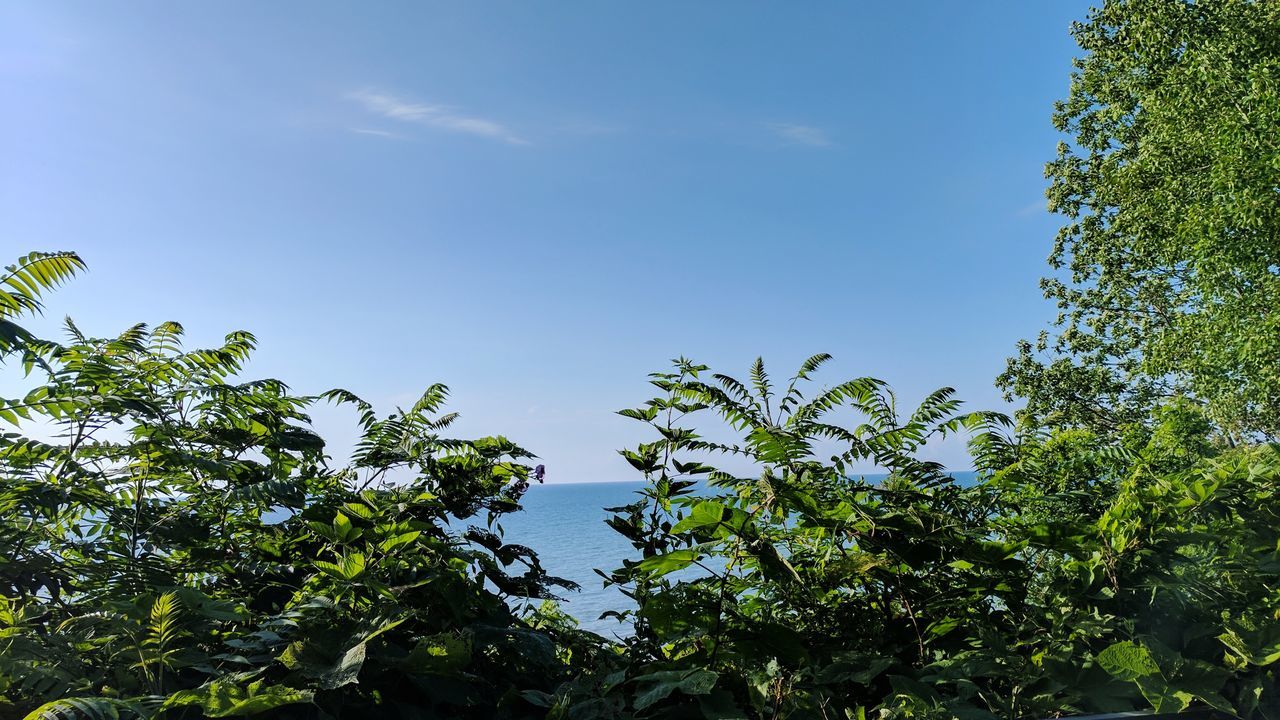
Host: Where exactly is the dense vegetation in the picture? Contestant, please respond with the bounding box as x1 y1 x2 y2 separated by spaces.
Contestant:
998 0 1280 441
4 1 1279 718
0 252 607 720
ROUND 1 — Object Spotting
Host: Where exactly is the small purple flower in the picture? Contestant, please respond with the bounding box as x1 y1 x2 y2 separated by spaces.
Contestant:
533 464 546 483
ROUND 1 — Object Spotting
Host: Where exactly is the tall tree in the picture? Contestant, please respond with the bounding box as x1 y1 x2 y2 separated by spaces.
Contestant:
1000 0 1280 441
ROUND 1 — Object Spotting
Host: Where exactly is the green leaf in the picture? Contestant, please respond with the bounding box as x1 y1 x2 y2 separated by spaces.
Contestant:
314 553 366 581
1133 677 1193 715
162 680 313 717
320 642 367 689
637 549 699 577
332 511 361 543
671 501 726 533
341 502 374 520
632 669 719 711
22 697 148 720
378 530 422 552
406 634 472 674
1096 641 1160 681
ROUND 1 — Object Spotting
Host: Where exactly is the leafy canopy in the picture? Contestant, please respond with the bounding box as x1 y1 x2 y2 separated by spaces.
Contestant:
1000 0 1280 441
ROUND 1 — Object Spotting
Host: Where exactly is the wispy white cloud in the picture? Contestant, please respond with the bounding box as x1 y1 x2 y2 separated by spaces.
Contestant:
349 128 399 139
767 123 833 148
349 89 527 145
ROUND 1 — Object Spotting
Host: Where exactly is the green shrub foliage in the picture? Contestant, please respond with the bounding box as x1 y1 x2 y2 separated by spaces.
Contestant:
543 358 1278 719
5 278 1278 718
0 252 599 720
3 231 1280 720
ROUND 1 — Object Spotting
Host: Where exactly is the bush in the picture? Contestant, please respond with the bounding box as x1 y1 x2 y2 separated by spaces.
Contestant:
555 357 1280 718
3 254 1278 719
0 252 597 720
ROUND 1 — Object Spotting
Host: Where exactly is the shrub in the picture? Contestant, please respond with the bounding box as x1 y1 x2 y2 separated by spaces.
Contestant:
0 252 593 720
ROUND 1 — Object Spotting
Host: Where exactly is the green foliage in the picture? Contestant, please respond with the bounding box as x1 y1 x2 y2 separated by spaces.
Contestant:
564 357 1025 717
0 252 83 309
0 252 596 719
6 247 1276 718
0 251 85 331
999 0 1280 441
548 356 1280 719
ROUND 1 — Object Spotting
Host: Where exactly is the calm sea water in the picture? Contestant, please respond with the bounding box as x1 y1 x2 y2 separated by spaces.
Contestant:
496 473 978 636
498 481 646 638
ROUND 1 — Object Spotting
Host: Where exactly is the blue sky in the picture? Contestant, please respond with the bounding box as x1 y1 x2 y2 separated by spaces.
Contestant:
2 2 1092 482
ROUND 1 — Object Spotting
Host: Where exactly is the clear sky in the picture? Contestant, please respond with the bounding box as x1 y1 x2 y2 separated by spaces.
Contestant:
2 2 1093 482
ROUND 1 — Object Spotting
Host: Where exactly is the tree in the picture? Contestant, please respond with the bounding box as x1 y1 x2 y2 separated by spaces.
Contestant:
999 0 1280 441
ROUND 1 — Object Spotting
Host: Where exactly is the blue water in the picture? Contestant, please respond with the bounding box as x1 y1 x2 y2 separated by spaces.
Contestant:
496 472 978 636
498 481 646 638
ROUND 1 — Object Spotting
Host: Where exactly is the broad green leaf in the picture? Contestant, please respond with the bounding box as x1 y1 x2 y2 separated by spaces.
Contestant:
632 669 719 711
637 549 699 577
163 680 313 717
320 642 367 689
314 553 366 581
1096 641 1160 682
671 501 726 533
378 530 422 552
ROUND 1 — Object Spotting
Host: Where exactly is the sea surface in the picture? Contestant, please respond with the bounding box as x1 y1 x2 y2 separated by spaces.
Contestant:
497 481 647 638
495 473 978 636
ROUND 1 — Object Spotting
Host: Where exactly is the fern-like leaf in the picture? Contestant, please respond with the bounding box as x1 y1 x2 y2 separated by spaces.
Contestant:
22 696 159 720
0 251 86 320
